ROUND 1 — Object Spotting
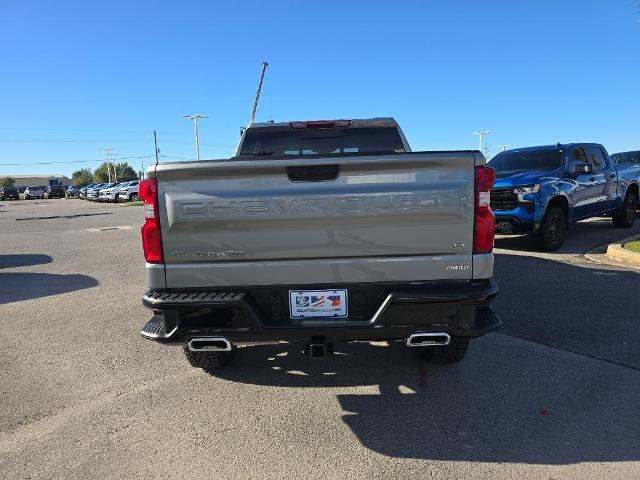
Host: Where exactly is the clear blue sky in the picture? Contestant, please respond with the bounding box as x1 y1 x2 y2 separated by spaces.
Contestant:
0 0 639 177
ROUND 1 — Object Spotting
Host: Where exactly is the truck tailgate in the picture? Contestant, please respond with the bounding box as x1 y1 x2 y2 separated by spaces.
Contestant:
155 152 476 287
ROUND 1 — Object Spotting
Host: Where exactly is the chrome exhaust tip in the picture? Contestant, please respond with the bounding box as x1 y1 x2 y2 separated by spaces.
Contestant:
188 337 233 352
406 332 451 347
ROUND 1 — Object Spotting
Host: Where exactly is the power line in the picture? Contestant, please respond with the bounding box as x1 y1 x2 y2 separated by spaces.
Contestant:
159 155 193 160
0 139 117 143
0 154 200 166
0 155 152 166
0 138 232 147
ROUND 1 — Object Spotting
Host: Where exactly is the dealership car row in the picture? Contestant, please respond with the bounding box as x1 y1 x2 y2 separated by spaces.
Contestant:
2 180 140 202
70 180 140 202
1 184 66 200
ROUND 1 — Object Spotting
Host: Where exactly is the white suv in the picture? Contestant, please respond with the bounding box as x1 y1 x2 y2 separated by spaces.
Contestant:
24 186 45 199
116 181 139 202
99 182 126 202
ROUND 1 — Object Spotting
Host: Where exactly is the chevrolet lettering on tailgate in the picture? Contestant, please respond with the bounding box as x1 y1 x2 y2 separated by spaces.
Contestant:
177 194 452 219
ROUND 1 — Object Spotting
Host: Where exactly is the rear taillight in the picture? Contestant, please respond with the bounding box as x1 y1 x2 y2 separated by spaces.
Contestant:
474 165 496 254
139 177 163 263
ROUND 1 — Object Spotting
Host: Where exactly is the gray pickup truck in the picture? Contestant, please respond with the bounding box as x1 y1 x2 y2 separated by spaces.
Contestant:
139 118 501 370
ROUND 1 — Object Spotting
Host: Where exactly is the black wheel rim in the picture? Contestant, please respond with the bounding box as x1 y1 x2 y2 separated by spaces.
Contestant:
549 215 563 244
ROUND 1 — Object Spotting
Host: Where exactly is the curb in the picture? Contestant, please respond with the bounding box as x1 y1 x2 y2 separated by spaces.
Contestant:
605 235 640 266
583 234 640 271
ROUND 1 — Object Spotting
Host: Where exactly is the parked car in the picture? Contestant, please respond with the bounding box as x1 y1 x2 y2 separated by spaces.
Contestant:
117 181 139 202
99 182 126 202
0 186 20 200
488 143 640 250
47 185 66 199
79 183 96 198
95 183 117 201
86 183 106 201
139 117 501 370
66 186 81 197
17 186 27 194
24 186 45 199
611 150 640 166
113 181 130 201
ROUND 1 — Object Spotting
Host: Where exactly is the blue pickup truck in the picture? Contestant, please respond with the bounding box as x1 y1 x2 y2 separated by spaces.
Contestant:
488 143 640 250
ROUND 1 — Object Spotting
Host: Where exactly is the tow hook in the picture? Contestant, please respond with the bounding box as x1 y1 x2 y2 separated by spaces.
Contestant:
304 335 334 359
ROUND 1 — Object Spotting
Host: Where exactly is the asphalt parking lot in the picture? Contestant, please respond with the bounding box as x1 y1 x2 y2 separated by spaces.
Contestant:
1 199 639 479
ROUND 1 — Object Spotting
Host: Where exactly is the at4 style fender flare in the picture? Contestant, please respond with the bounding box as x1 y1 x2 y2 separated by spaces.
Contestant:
544 194 570 221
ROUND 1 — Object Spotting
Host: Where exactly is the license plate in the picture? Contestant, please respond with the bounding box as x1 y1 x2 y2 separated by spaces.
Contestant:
289 289 348 319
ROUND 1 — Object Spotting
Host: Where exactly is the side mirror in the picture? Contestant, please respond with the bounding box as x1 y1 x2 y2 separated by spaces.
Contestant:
571 163 593 176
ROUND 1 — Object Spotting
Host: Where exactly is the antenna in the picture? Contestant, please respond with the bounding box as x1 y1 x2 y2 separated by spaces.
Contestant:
248 61 269 127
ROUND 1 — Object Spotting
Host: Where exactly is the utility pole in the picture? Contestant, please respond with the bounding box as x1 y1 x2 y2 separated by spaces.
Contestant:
104 147 113 182
472 131 490 154
184 114 207 161
498 144 510 152
249 61 269 127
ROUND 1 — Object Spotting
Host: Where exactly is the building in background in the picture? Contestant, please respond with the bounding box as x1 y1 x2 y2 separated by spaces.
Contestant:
9 174 72 188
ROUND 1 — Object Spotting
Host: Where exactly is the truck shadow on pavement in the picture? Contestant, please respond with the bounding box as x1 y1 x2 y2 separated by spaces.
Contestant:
0 254 53 269
208 254 640 464
0 272 98 304
0 254 98 304
210 336 640 464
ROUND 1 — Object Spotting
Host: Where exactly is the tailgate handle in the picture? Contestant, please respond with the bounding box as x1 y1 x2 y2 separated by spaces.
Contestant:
286 165 340 182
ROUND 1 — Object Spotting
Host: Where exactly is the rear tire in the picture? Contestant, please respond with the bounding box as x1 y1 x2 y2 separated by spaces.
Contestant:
612 192 637 228
415 336 470 363
534 206 566 251
183 345 237 371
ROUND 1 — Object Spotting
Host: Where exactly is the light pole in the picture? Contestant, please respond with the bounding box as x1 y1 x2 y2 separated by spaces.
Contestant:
498 144 510 152
472 131 490 153
184 113 207 161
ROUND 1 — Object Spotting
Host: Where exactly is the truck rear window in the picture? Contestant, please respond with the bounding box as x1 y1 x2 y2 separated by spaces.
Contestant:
239 127 406 158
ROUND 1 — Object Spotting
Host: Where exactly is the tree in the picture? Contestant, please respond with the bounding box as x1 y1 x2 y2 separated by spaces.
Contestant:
93 162 138 183
71 168 93 186
114 162 138 181
93 162 111 182
0 177 15 187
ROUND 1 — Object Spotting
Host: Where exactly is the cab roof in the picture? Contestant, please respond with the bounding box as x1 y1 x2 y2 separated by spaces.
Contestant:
249 117 398 130
506 143 604 152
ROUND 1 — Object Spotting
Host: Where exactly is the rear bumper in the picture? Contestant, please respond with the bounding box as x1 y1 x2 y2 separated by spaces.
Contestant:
140 279 501 345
